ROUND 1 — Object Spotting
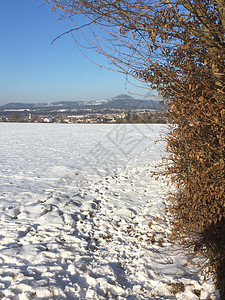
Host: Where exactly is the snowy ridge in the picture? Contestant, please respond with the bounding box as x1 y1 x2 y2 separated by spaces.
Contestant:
0 123 216 299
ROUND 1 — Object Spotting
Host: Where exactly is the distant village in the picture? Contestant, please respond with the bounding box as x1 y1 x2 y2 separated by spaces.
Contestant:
0 95 170 124
0 109 169 124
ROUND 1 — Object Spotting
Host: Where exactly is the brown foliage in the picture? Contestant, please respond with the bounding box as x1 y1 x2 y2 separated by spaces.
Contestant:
164 87 225 289
169 282 185 295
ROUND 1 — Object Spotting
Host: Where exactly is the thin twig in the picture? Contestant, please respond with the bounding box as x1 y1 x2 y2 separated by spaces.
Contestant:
51 18 100 45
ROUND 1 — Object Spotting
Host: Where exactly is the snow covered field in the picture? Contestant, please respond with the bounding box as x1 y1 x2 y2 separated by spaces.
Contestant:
0 123 216 299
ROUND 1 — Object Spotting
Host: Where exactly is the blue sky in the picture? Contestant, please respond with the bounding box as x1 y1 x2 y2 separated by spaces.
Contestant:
0 0 151 106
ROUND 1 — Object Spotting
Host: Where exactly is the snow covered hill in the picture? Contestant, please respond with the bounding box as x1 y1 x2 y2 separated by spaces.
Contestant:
0 123 216 299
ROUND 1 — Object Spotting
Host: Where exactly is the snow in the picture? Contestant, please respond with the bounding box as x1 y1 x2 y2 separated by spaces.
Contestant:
0 123 216 299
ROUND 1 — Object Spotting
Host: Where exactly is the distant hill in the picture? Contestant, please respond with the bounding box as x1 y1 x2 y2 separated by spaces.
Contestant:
0 103 38 110
103 94 161 110
0 94 163 111
51 101 84 107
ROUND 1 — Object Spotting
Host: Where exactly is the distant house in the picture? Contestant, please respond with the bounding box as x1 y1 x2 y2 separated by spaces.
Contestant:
43 117 52 123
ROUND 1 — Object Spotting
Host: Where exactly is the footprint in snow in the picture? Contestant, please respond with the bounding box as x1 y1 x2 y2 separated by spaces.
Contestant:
7 207 22 219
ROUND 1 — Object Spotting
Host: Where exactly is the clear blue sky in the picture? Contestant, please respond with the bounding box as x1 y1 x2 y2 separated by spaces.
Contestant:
0 0 152 106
